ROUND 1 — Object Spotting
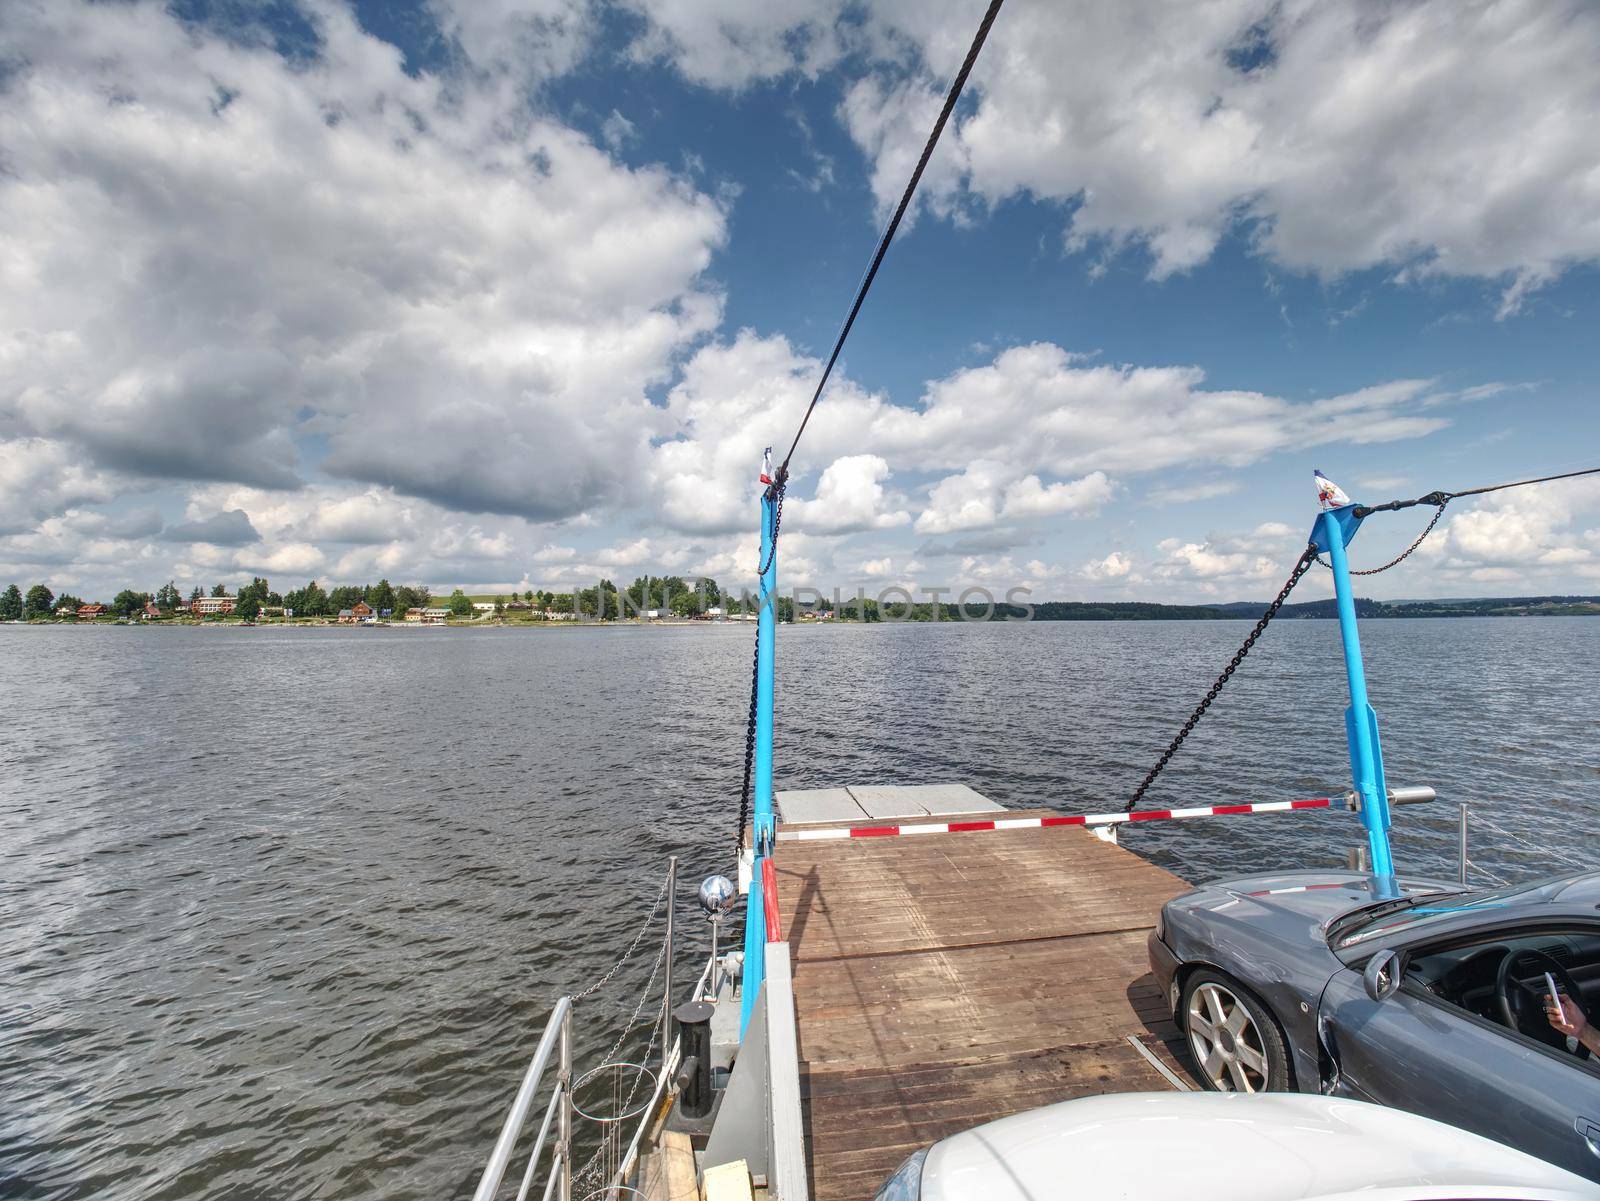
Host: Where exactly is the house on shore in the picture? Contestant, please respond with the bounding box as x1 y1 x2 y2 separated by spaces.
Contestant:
192 595 236 616
142 601 162 619
77 603 107 619
352 601 374 622
421 607 449 624
472 601 496 614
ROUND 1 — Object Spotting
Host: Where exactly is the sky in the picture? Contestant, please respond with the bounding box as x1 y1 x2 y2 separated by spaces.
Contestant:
2 0 1599 606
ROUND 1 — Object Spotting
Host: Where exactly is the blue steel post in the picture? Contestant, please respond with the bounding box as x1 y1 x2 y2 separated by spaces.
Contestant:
741 487 778 1035
1315 505 1396 881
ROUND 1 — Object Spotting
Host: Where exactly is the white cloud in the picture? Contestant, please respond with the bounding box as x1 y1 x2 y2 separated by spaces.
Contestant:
601 109 639 152
652 334 1452 544
1152 521 1304 593
1081 551 1132 581
909 344 1448 477
784 454 910 535
838 74 971 227
0 438 125 533
1146 479 1242 506
427 0 594 81
831 0 1600 309
913 462 1112 535
1424 481 1600 578
622 0 849 89
0 0 725 521
647 329 917 536
1000 471 1115 521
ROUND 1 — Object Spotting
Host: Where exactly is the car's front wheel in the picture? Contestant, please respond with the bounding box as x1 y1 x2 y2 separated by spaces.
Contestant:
1181 969 1291 1093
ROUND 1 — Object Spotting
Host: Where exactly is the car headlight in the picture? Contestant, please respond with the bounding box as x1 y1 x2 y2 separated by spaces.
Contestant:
873 1146 930 1201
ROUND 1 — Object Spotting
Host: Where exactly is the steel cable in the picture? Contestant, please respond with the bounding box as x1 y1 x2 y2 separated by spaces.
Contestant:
775 0 1006 482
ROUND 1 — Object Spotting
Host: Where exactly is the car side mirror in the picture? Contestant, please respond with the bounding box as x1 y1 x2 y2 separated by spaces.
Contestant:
1363 949 1406 1002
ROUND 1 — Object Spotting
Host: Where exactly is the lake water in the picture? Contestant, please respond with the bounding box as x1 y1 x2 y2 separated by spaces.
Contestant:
2 618 1597 1198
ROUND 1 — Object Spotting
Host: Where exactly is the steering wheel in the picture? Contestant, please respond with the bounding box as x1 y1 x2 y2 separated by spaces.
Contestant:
1495 948 1590 1060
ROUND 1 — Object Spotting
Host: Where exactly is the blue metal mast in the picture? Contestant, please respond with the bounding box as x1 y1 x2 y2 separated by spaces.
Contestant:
740 476 779 1034
1309 472 1395 883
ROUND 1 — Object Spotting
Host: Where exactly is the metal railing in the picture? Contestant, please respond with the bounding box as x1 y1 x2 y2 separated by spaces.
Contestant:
474 996 573 1201
474 858 698 1201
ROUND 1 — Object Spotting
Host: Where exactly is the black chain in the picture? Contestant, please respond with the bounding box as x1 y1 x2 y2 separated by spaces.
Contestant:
757 481 785 576
1126 543 1319 811
736 629 760 849
1315 499 1448 575
737 481 785 849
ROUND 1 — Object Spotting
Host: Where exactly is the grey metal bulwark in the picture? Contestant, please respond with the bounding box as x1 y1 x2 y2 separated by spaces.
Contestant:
701 942 810 1200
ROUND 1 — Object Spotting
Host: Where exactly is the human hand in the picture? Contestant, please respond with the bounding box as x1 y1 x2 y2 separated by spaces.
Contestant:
1546 992 1588 1039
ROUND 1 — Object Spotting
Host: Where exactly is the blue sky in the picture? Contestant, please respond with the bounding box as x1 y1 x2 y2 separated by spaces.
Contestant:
2 0 1599 603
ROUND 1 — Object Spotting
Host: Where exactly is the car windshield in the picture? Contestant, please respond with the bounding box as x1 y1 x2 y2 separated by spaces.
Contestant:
1328 884 1529 950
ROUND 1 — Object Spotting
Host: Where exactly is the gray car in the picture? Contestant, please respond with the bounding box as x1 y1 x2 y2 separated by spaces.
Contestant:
1148 868 1600 1180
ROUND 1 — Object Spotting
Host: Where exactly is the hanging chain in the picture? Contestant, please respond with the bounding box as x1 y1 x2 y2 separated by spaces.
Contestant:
1315 499 1448 576
757 481 785 576
570 933 671 1192
571 873 670 1001
735 632 760 849
737 482 785 848
1126 544 1319 811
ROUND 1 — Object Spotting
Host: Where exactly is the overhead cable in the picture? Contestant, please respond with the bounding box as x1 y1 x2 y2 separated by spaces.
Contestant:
774 0 1007 488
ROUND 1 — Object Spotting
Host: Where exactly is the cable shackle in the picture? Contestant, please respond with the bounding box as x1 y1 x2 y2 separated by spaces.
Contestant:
1317 498 1448 576
1355 464 1600 519
1324 463 1598 575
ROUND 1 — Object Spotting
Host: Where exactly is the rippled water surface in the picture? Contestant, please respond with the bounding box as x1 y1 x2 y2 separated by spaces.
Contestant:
3 619 1598 1198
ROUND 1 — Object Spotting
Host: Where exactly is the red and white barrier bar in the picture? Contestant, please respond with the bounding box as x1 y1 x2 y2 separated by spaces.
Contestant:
775 797 1333 842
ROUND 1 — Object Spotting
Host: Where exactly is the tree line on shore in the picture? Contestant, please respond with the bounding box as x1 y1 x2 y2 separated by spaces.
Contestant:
2 575 1257 625
0 574 737 622
0 578 437 621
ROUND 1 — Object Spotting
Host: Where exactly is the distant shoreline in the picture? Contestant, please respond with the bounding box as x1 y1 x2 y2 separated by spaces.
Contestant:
7 599 1600 631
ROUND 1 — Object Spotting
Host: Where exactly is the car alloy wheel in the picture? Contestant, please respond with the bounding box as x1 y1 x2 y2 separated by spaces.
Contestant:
1186 980 1271 1092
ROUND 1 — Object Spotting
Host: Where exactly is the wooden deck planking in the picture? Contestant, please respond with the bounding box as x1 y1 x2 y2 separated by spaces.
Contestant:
775 816 1195 1201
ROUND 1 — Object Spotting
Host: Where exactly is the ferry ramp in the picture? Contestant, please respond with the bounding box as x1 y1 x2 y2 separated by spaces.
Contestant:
772 785 1197 1201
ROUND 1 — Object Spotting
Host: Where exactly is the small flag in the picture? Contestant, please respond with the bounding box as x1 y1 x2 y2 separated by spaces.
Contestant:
760 447 774 486
1314 469 1352 511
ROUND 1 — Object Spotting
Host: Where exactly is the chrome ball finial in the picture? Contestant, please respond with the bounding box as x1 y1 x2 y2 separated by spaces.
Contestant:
698 875 736 916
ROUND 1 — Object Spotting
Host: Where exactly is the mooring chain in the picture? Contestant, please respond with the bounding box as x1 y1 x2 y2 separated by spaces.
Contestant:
595 927 669 1068
735 632 760 850
570 933 671 1192
570 873 670 1002
736 481 785 849
1125 544 1319 812
757 479 785 577
1315 499 1448 576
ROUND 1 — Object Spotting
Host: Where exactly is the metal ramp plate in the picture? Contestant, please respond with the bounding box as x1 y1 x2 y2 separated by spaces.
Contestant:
777 783 1006 824
846 783 1002 818
864 783 998 812
774 787 866 825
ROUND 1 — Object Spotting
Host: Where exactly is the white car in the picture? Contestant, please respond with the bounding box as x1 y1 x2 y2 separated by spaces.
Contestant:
873 1092 1600 1201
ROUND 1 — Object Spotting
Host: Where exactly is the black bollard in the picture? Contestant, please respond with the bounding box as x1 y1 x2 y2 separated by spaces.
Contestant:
673 1000 715 1118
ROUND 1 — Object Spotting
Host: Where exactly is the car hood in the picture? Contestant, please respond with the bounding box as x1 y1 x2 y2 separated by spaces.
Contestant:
1174 870 1457 928
918 1093 1600 1201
